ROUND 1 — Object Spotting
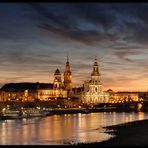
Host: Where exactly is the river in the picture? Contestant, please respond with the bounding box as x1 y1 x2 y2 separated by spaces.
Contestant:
0 112 148 145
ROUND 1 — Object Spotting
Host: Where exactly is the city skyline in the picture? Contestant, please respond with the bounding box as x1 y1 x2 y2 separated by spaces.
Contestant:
0 3 148 91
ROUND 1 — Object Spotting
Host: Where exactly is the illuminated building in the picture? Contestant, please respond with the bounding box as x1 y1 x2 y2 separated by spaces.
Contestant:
37 69 67 100
0 83 38 102
80 58 109 104
53 69 62 89
107 89 141 103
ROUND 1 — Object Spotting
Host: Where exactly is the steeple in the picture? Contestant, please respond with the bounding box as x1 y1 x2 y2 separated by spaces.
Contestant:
91 57 101 84
91 57 100 76
65 55 71 74
64 55 72 97
53 68 62 89
67 54 69 63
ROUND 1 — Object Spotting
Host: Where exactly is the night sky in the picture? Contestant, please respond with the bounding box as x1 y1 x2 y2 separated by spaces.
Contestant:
0 3 148 91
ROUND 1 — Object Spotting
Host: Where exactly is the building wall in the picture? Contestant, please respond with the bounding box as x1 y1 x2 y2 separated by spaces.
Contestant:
37 89 67 100
0 88 67 102
108 92 140 103
0 90 37 102
81 89 109 104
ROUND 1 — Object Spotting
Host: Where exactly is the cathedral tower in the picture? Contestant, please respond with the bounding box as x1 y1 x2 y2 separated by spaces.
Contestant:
53 68 62 89
91 57 100 84
64 56 72 97
90 57 102 92
81 57 109 104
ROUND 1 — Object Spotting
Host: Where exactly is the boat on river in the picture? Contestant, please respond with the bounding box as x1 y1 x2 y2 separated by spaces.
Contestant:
0 109 48 120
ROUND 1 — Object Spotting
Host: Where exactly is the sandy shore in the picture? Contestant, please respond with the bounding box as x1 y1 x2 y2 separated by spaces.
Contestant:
76 119 148 146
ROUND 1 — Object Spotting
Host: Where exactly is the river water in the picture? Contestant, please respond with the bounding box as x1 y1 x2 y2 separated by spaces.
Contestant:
0 112 148 145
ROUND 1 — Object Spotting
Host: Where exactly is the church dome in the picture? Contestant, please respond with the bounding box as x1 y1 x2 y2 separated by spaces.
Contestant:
54 68 61 75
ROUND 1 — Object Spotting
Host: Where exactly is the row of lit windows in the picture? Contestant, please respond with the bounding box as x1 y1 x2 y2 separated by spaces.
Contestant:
39 90 63 96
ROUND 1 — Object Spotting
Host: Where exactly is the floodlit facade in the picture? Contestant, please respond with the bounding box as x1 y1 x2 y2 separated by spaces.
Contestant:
0 83 38 102
107 89 141 103
38 57 72 100
37 69 67 100
80 58 109 104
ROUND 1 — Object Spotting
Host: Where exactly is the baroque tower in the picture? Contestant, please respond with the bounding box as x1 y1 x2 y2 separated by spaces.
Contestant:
53 68 62 89
91 57 100 83
82 57 109 104
90 57 102 92
64 56 72 97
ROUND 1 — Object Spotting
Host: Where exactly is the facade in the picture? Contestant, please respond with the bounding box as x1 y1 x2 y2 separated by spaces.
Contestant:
37 69 67 100
38 57 72 100
80 58 109 104
0 83 38 102
107 89 141 103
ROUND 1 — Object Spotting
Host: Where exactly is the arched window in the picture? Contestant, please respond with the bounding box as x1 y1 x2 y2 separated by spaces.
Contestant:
95 87 97 92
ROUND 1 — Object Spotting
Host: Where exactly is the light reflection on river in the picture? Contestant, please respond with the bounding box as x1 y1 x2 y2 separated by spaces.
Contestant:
0 112 148 145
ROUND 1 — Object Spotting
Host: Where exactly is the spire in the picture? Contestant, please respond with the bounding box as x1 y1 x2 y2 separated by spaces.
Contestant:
91 57 100 76
67 54 69 63
54 68 61 75
65 55 71 73
64 55 72 97
94 56 98 66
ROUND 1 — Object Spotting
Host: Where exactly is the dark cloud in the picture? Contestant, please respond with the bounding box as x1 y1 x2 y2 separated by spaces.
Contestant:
39 23 117 46
115 49 143 63
70 3 117 29
29 3 75 30
27 3 118 46
25 3 148 48
1 3 148 48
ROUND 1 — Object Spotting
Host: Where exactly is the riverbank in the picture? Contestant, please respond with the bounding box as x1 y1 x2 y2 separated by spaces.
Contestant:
77 119 148 146
0 101 145 113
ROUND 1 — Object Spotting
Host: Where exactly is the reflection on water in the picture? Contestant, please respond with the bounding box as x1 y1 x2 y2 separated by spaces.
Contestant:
0 112 148 145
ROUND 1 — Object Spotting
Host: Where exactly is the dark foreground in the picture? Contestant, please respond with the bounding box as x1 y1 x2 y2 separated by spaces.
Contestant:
77 119 148 146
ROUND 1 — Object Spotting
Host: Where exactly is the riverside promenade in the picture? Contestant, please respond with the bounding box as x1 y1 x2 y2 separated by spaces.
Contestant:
0 101 146 120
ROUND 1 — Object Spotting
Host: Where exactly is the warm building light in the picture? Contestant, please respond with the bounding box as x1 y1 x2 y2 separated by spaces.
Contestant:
36 107 40 110
2 108 6 112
